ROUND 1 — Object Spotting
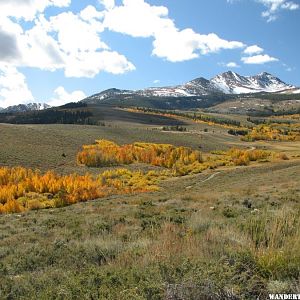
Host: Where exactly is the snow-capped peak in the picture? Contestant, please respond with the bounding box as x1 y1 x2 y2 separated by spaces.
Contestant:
211 71 295 94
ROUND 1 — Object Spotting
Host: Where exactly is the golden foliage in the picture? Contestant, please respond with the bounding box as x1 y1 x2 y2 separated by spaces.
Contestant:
0 167 159 214
0 139 280 214
228 148 270 166
242 124 300 142
77 139 203 172
77 139 274 174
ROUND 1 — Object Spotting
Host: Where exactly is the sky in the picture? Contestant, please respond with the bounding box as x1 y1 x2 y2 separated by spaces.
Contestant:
0 0 299 108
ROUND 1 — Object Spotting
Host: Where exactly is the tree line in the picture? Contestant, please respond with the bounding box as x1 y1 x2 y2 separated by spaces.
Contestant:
0 109 96 125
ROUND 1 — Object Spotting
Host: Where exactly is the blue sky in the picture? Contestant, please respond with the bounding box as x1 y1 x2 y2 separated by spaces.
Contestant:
0 0 299 107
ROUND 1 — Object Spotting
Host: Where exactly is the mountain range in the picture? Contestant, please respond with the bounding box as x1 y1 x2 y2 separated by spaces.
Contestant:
83 71 296 104
0 71 298 113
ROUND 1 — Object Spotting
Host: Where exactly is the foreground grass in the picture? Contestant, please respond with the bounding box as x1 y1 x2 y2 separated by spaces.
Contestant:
0 160 299 299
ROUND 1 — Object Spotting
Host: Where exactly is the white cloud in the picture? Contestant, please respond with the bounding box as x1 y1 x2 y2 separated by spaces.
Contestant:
48 86 86 106
64 50 135 78
258 0 299 21
228 0 299 21
226 62 240 68
0 0 71 21
49 11 107 54
0 6 135 78
103 0 245 62
196 33 245 54
282 1 299 10
44 10 134 77
153 29 244 62
103 0 172 38
0 63 34 108
21 16 65 71
241 54 279 64
244 45 264 55
99 0 115 10
152 28 200 62
153 79 160 84
80 5 104 20
242 45 278 65
0 17 23 63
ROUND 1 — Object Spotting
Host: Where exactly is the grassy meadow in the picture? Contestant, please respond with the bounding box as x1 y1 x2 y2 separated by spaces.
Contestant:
0 105 299 299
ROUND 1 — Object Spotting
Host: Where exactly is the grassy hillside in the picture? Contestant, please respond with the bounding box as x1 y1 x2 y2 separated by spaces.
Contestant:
0 109 299 299
0 118 245 172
